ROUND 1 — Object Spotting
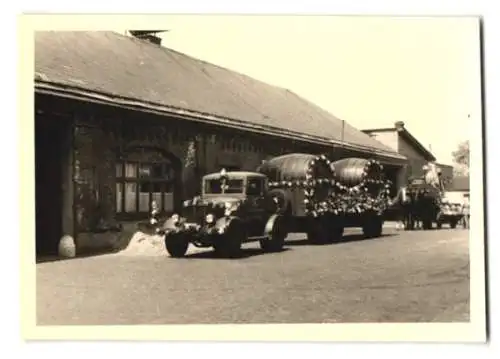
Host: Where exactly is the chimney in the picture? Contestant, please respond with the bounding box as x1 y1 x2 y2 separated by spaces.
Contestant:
394 121 405 132
128 30 167 46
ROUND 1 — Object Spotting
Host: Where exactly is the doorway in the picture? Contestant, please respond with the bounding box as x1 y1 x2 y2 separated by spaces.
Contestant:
35 113 65 256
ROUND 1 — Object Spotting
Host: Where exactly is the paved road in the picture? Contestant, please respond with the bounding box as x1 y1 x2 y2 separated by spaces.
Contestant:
36 227 470 325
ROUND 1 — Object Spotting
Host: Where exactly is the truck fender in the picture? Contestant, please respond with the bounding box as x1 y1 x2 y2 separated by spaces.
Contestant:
268 188 292 214
214 216 242 234
264 213 286 238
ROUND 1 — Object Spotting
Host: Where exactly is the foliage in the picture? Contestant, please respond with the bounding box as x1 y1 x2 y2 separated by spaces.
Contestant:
452 141 469 169
453 164 469 177
184 140 197 168
182 138 200 199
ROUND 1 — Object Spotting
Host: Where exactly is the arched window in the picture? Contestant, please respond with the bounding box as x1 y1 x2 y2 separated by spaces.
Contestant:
115 147 179 216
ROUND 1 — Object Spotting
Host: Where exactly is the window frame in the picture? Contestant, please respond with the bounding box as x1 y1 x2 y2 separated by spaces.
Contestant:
246 177 265 196
203 178 245 195
115 159 176 218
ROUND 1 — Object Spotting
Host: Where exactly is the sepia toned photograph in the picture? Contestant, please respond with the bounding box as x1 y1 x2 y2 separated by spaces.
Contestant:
20 14 486 341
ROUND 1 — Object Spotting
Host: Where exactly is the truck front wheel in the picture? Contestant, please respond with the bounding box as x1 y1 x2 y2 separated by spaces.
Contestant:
165 235 189 258
261 215 287 252
214 219 244 258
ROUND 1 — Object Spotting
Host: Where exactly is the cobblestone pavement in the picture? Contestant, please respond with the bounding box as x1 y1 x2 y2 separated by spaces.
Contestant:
36 227 470 325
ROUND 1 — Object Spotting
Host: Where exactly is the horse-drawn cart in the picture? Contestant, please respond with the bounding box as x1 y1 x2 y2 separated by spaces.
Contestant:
406 177 443 230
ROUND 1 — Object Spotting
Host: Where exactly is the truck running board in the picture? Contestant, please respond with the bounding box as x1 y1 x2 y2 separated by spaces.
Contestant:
245 235 268 243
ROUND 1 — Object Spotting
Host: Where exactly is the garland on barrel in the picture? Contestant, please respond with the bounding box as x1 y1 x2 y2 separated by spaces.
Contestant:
268 156 392 217
268 154 336 218
329 180 392 214
303 154 336 217
329 159 392 215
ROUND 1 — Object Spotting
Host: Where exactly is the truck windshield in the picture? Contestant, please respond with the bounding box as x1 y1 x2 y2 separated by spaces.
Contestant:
247 177 264 196
204 179 244 194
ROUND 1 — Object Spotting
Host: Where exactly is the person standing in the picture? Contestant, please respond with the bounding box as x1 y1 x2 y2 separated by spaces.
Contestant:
389 184 410 230
462 196 470 229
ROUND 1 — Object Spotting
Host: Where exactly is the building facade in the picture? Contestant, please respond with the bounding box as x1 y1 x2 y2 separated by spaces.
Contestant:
362 121 439 189
444 176 470 203
34 31 407 257
436 162 454 187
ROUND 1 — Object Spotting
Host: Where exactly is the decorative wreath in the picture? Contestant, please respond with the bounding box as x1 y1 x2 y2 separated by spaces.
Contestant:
329 159 392 215
268 155 393 218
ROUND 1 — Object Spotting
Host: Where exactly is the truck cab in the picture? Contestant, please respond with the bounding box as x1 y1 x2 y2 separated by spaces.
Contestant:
152 169 287 258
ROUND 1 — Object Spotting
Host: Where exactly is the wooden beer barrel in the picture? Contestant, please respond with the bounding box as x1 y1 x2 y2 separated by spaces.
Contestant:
328 157 390 214
258 153 334 183
257 153 336 216
330 158 385 189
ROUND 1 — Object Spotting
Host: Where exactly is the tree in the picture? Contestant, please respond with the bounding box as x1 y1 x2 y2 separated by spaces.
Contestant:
452 140 469 176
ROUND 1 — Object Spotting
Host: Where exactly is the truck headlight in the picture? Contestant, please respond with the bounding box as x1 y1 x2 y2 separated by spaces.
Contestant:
224 202 234 216
205 213 215 224
224 202 240 216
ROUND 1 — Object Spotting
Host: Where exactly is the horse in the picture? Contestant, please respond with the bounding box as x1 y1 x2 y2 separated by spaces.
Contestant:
388 186 420 230
388 162 445 231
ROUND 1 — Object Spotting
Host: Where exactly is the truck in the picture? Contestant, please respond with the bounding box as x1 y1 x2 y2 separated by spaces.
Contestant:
436 193 464 229
150 169 288 258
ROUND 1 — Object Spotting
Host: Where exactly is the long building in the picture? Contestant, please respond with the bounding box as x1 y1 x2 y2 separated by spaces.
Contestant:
34 31 407 256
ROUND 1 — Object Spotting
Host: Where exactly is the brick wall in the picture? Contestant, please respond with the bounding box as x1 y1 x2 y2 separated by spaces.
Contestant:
70 106 281 252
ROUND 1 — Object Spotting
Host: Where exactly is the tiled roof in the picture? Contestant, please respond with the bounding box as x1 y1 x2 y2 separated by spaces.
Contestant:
34 31 404 160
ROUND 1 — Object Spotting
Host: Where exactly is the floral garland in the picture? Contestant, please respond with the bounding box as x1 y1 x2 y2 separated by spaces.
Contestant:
329 159 392 215
268 154 336 218
268 156 392 218
328 180 392 215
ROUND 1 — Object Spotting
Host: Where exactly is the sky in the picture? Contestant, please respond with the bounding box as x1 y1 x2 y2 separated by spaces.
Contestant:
125 16 481 165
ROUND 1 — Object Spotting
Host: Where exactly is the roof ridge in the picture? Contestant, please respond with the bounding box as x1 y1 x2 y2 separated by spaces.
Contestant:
166 47 294 96
36 31 404 159
111 30 294 96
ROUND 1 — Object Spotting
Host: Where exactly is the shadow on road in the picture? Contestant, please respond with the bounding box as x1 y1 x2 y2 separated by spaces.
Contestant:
36 250 120 264
286 233 397 247
183 247 292 260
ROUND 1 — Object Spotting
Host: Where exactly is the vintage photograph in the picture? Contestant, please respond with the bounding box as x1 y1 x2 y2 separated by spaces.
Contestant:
23 14 485 339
